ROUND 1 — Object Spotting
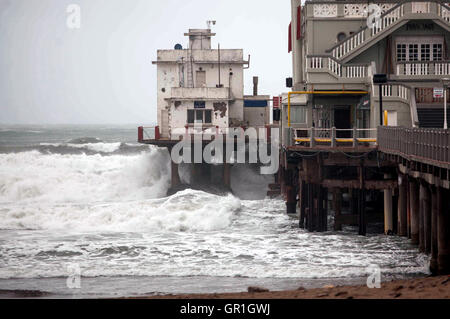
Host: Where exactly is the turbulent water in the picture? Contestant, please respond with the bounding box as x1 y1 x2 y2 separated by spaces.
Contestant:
0 125 430 298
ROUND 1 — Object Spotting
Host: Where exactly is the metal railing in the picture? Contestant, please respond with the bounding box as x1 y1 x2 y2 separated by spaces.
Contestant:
138 126 160 142
292 127 378 148
378 126 450 165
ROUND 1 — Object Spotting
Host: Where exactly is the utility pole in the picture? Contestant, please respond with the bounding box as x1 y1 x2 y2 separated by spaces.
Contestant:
374 74 388 126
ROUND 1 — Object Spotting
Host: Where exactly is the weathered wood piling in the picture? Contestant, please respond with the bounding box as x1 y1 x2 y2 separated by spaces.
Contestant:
279 126 450 275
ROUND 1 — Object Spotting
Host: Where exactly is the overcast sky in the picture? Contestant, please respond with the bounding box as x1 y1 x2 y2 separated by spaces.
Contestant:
0 0 292 125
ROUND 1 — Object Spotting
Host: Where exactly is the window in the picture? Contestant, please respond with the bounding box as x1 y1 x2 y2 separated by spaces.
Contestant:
337 32 346 42
290 106 307 124
396 38 444 62
397 44 407 62
409 44 419 61
187 109 212 124
421 44 430 61
433 44 443 61
187 110 195 124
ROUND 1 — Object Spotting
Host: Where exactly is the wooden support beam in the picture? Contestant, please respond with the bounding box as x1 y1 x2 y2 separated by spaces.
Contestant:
438 187 450 275
407 178 411 239
423 184 432 255
333 188 343 231
431 186 439 274
286 186 297 215
323 187 328 232
358 189 367 236
322 179 397 190
307 184 314 232
410 179 420 245
384 174 394 235
299 180 306 229
419 183 426 253
358 164 367 236
398 175 408 237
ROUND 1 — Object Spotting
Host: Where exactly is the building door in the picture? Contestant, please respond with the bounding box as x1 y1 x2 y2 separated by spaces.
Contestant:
334 107 351 138
387 111 398 126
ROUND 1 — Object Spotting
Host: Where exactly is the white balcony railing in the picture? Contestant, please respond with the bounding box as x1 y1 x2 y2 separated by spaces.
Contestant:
396 62 450 76
374 85 410 101
307 56 368 79
324 1 450 60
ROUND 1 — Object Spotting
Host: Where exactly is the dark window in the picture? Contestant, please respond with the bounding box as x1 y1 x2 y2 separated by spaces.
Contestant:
205 110 212 124
433 44 443 61
187 110 195 124
409 44 419 61
337 32 346 42
397 44 407 62
421 44 430 61
195 110 203 122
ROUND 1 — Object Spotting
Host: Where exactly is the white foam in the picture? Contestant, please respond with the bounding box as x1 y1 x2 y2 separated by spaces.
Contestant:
67 142 122 153
0 148 170 204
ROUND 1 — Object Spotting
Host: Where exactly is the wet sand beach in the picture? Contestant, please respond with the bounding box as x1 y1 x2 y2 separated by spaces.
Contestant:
145 275 450 299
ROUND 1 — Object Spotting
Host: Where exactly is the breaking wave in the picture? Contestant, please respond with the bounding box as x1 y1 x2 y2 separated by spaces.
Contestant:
0 140 150 155
0 148 171 205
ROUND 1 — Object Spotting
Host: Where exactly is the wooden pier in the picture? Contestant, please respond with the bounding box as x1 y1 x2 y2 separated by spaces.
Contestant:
279 126 450 275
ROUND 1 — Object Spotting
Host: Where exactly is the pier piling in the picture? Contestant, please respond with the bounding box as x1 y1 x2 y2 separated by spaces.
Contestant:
438 187 450 275
409 179 420 245
431 187 439 274
398 175 407 237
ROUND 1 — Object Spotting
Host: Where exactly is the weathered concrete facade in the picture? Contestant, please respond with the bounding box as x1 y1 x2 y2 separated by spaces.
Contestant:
153 29 252 139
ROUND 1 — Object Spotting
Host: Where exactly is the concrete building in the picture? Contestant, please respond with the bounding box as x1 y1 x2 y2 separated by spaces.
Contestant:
151 28 271 140
281 0 450 147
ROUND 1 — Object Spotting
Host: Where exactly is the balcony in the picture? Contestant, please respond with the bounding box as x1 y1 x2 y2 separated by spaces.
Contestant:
169 87 231 101
306 55 370 83
396 61 450 77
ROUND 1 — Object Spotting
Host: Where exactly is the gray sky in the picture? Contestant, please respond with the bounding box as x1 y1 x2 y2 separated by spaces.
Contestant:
0 0 292 125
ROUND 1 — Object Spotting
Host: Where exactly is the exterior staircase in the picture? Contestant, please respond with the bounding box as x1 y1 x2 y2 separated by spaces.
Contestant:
327 1 450 63
417 107 450 128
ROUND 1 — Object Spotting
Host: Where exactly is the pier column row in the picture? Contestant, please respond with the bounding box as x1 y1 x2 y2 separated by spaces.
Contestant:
302 183 328 232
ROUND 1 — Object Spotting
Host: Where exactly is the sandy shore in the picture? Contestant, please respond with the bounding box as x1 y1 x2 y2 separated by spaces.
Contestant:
145 275 450 299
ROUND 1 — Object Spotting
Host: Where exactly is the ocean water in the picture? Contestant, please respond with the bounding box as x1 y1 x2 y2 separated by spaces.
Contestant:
0 125 430 298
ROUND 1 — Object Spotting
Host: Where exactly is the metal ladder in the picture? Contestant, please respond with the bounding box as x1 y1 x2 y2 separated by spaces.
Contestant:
186 50 194 88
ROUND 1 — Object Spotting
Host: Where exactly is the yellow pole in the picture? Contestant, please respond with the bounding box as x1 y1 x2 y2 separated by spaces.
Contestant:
287 91 369 127
384 110 388 126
